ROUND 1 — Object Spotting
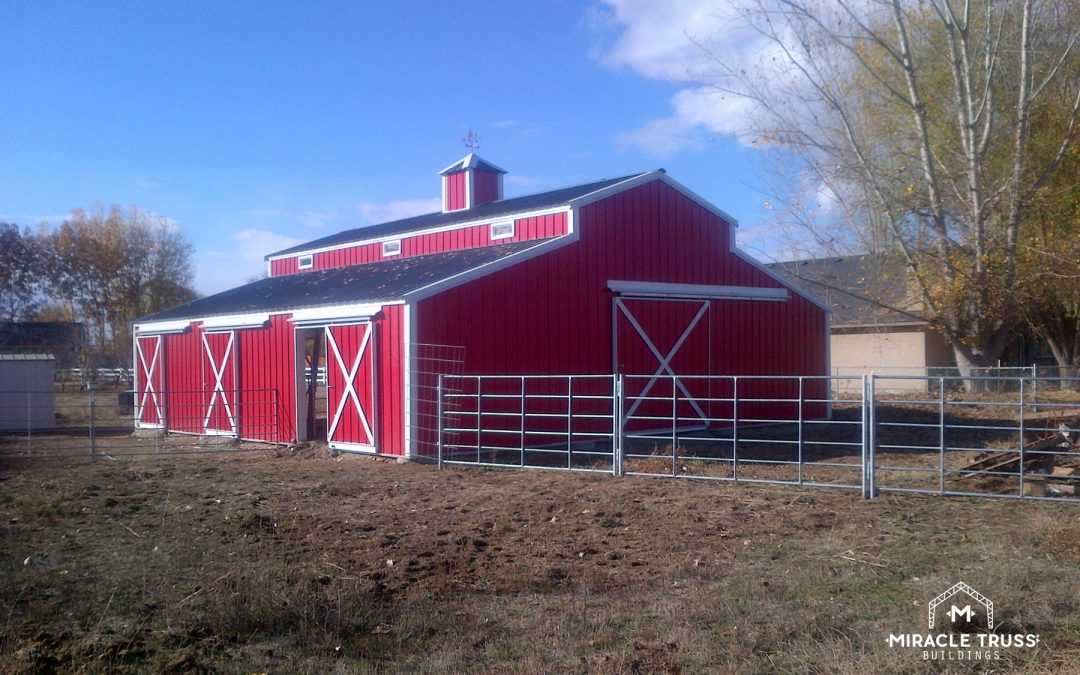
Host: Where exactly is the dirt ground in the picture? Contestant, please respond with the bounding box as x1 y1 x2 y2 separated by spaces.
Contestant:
2 447 1079 674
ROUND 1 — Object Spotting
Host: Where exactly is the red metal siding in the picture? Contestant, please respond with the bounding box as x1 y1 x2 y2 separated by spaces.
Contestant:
236 314 297 443
374 304 405 456
473 171 500 205
444 171 468 211
161 324 205 434
416 179 827 405
268 212 568 277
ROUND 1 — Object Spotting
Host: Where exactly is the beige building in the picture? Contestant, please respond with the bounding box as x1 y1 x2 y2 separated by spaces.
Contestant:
771 254 953 392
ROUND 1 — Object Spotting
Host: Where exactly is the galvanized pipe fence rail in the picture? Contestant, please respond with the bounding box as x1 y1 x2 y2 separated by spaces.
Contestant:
0 387 282 460
435 373 1080 503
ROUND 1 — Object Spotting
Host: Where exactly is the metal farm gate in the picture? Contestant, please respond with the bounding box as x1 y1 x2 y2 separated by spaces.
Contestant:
436 373 1080 503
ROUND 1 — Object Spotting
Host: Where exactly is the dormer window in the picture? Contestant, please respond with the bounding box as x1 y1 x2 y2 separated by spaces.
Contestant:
298 254 313 270
382 240 402 257
490 221 514 240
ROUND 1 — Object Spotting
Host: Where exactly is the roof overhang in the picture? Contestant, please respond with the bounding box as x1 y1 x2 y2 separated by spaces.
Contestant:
289 303 386 327
608 280 789 301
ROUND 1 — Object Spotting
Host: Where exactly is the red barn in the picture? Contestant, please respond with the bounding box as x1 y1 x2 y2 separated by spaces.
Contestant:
133 154 829 457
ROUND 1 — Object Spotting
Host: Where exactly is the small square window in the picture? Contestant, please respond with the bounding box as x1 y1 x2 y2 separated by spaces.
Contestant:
298 254 313 269
490 221 514 240
382 240 402 256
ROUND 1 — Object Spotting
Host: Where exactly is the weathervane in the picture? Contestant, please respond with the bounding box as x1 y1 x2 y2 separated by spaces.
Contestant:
462 130 480 151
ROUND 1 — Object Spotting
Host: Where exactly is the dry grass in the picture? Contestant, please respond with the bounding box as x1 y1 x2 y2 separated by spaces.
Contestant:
1 450 1079 673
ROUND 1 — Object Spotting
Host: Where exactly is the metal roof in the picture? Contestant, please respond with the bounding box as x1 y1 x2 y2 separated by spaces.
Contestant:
769 253 923 327
438 153 507 175
0 352 55 361
266 174 643 259
138 239 554 323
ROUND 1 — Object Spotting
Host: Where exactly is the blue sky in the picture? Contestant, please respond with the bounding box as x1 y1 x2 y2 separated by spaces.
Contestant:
1 1 790 294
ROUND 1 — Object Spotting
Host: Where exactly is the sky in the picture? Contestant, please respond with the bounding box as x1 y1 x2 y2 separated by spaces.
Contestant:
1 0 792 295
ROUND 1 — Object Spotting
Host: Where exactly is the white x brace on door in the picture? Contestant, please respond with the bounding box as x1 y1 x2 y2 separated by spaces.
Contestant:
202 331 237 435
135 334 164 428
615 297 711 428
325 323 376 452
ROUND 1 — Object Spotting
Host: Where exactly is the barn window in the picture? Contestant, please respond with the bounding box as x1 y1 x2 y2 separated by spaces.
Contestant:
297 254 313 269
382 240 402 256
490 221 514 240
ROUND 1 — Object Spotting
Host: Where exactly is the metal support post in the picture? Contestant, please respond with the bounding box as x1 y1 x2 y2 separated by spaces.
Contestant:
1019 378 1026 497
436 375 444 470
90 389 97 460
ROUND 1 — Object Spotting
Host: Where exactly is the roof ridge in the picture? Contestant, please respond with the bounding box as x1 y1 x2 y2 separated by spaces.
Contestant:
265 172 645 260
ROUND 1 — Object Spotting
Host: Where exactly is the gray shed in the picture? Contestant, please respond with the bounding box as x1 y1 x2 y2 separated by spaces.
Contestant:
0 353 56 431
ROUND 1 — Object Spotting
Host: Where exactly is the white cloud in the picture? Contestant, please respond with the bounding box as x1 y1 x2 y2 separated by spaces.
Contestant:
591 0 782 155
197 228 305 294
357 198 441 224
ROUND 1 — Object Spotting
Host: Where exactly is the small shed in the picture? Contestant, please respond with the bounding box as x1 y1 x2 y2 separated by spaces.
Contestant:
0 353 56 431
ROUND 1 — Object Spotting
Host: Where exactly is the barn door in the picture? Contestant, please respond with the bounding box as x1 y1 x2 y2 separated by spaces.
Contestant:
135 335 165 428
325 323 376 452
614 297 711 431
202 331 237 435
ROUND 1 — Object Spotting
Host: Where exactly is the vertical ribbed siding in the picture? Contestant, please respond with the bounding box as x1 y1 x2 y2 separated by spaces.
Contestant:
415 180 827 415
268 213 568 277
236 314 297 442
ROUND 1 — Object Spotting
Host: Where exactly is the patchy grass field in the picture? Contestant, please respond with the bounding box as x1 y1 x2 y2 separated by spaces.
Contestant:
1 448 1079 673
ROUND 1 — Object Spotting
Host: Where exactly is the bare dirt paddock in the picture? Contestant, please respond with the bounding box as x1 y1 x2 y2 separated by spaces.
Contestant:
1 448 1079 673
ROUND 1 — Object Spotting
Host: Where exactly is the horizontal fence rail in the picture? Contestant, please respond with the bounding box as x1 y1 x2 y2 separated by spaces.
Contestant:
436 373 1080 503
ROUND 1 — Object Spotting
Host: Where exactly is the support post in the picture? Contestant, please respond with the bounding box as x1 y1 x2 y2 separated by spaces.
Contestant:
90 388 97 460
797 377 804 485
613 374 624 477
732 377 739 482
1019 378 1026 497
860 375 868 498
436 375 444 470
671 375 678 477
867 374 877 498
939 377 946 494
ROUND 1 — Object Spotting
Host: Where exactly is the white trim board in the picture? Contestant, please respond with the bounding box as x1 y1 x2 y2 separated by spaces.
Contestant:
289 303 387 326
608 280 789 301
134 319 191 335
202 312 270 330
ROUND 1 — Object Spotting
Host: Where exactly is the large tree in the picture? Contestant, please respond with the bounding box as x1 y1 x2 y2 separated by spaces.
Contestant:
707 0 1080 380
42 205 198 365
0 222 45 321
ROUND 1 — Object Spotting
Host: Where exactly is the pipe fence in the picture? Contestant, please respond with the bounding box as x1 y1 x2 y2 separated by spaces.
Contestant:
436 373 1080 502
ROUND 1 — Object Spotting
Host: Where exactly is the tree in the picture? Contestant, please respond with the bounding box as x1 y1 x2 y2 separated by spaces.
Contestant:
42 205 198 365
0 222 45 321
705 0 1080 382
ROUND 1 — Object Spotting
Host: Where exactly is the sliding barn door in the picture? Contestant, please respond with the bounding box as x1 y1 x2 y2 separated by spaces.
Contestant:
614 297 712 432
135 334 165 428
202 331 237 435
325 323 376 452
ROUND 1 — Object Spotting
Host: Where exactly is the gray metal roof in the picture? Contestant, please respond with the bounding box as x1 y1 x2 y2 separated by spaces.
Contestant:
138 239 554 323
266 173 643 259
0 352 55 361
769 253 923 327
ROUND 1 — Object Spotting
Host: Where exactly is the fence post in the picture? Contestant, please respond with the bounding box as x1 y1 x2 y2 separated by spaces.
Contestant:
90 388 97 460
613 374 624 477
868 374 877 498
273 389 279 445
436 375 444 470
1019 377 1026 498
797 377 804 485
671 375 678 477
1031 364 1038 413
860 375 868 498
939 377 946 494
732 377 739 482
